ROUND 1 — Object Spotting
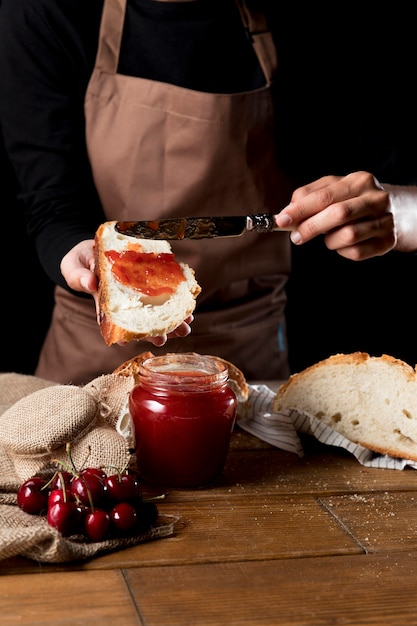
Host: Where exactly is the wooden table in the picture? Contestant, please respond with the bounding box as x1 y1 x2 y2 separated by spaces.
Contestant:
1 382 417 625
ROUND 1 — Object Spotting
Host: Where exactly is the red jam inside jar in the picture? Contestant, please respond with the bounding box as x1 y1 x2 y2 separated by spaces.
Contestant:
129 353 237 488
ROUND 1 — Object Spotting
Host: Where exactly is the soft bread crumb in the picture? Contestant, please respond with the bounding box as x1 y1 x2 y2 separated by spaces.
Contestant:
273 352 417 461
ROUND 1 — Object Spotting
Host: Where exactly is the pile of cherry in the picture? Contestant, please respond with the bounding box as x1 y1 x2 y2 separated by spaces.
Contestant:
17 452 162 542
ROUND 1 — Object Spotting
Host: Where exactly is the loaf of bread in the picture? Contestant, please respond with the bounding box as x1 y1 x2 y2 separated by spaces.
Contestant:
273 352 417 461
114 351 249 409
94 221 201 345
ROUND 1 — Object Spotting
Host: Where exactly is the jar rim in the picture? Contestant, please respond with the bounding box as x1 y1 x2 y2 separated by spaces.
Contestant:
138 353 229 387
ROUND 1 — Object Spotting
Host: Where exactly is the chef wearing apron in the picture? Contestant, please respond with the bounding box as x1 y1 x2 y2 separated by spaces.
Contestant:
36 0 294 385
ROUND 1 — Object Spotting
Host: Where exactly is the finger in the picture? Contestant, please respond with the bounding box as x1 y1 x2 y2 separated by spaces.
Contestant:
277 172 387 229
167 322 192 338
324 211 395 249
290 175 340 203
290 189 390 245
276 175 342 227
79 271 97 293
324 214 396 260
62 269 97 294
147 335 168 347
334 235 396 261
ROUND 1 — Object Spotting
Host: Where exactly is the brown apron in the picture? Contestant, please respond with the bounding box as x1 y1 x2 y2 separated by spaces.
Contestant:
36 0 293 385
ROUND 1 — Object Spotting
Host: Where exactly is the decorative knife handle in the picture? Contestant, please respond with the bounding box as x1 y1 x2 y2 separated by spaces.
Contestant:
247 214 289 233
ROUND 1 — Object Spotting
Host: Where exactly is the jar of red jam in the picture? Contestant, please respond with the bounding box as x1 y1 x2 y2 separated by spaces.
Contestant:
129 353 237 488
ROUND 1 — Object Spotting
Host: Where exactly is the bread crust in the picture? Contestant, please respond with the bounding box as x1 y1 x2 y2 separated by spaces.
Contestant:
274 352 417 461
94 221 201 345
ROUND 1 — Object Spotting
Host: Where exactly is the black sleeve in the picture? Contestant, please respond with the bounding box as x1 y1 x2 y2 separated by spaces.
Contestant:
0 0 104 289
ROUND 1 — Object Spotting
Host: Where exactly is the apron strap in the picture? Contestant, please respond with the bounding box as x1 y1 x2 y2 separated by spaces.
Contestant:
94 0 277 83
234 0 278 85
95 0 127 73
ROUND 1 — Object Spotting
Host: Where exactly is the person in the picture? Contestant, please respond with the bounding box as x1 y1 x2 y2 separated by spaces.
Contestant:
0 0 416 385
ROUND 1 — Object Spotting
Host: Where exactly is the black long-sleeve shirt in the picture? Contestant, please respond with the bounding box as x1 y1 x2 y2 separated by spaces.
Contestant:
0 0 416 289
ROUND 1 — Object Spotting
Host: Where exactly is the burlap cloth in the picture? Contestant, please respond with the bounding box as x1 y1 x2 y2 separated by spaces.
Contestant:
0 372 176 563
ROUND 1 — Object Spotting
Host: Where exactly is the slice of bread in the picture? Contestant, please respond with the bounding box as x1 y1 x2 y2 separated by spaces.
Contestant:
273 352 417 460
94 221 201 345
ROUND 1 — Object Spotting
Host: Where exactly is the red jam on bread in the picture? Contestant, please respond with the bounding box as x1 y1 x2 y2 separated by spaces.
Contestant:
105 249 185 296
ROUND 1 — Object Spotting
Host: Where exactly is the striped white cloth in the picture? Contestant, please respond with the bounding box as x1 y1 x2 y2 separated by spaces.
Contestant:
237 385 417 470
237 385 304 458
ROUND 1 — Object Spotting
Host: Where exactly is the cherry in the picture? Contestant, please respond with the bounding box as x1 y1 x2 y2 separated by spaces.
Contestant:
17 477 48 515
48 487 74 507
84 508 111 541
16 449 162 542
80 467 107 481
110 502 138 533
49 470 73 490
47 501 83 536
70 473 107 507
105 472 142 504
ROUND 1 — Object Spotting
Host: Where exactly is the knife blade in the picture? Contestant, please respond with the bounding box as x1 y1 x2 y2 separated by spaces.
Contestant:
115 214 292 240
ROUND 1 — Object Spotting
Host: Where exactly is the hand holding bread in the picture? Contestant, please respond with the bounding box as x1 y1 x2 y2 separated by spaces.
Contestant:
94 221 201 346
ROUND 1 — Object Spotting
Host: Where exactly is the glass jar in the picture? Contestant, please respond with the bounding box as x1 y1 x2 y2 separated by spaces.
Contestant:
129 353 237 488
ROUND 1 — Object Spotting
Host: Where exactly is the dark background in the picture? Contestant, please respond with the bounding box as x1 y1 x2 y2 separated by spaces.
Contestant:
0 129 54 374
285 238 417 373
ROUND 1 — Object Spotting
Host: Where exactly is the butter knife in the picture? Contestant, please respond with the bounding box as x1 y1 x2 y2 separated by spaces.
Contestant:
115 214 291 240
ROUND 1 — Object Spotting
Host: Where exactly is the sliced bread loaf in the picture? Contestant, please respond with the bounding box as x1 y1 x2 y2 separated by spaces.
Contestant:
273 352 417 460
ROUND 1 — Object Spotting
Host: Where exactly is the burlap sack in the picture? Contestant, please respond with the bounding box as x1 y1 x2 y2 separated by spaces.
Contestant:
0 372 176 563
0 372 56 416
0 504 176 563
0 372 135 488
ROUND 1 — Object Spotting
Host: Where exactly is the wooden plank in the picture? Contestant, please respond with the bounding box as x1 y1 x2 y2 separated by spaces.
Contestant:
199 452 417 500
78 494 360 570
0 494 363 573
125 552 417 626
1 444 413 575
1 492 359 573
0 570 140 625
1 424 415 578
222 431 417 497
0 493 359 575
321 490 417 553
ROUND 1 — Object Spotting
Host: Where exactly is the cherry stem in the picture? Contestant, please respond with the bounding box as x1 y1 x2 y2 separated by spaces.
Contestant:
60 472 70 503
120 457 133 474
102 464 122 481
48 460 73 480
43 473 57 491
81 475 95 512
102 455 134 479
66 442 80 475
79 445 92 472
